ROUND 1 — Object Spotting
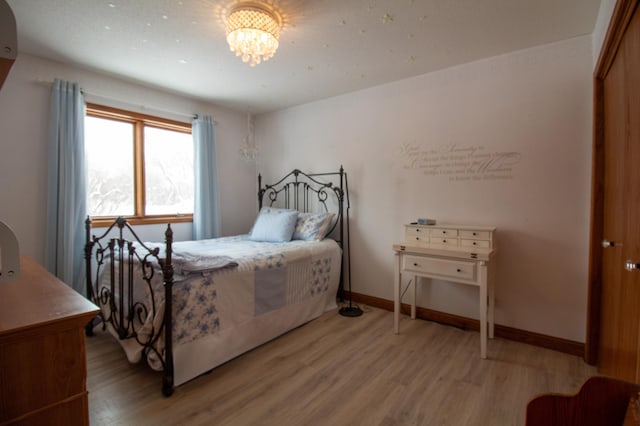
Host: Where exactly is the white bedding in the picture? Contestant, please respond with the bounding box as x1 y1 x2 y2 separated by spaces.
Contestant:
96 234 342 386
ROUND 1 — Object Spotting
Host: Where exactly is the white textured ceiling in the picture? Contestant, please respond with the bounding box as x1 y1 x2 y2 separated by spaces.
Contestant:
7 0 601 114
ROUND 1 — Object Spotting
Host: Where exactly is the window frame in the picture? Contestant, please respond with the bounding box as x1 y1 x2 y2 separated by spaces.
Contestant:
85 103 194 227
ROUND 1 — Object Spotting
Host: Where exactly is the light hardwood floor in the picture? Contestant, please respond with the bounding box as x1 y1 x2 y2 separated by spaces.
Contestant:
87 305 597 425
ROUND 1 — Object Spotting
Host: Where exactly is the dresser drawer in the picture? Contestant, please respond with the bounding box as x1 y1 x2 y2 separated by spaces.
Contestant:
461 239 491 248
431 228 458 238
402 255 476 281
405 226 429 237
406 235 430 245
460 230 491 240
430 237 457 246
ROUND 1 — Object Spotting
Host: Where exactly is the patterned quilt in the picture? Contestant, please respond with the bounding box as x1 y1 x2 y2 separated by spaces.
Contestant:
170 235 339 346
96 235 342 371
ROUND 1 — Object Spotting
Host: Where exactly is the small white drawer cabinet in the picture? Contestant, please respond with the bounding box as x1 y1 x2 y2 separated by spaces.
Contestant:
403 223 495 251
393 223 497 358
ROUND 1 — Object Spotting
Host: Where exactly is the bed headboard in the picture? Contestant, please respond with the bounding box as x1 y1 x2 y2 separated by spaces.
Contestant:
257 167 351 302
257 166 349 245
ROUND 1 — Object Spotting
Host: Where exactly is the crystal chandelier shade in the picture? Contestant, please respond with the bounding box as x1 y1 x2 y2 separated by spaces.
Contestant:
226 4 281 67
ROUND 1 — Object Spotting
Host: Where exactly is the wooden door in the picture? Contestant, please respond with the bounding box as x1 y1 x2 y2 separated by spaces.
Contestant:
589 0 640 381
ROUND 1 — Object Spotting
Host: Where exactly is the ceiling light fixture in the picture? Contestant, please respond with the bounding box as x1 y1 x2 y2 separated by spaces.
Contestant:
225 2 281 67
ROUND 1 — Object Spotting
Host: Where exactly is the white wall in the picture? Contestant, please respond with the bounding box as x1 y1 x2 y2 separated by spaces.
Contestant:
0 54 258 263
0 33 597 343
256 35 594 343
592 0 616 68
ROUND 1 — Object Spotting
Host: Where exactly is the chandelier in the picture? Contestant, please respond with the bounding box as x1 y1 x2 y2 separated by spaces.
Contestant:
225 2 282 67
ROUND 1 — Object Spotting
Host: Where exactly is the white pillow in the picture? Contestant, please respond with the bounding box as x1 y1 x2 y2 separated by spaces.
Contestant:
249 207 298 242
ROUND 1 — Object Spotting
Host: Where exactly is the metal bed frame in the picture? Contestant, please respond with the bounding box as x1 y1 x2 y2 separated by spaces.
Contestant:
84 167 350 396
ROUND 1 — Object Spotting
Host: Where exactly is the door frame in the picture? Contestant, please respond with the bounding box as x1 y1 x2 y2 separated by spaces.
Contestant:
586 0 640 365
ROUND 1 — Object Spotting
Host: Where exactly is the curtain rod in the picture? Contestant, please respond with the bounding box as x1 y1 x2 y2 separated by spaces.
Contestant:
87 92 199 121
34 79 199 121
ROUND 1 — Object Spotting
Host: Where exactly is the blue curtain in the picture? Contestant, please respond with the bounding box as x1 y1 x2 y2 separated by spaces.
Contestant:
192 115 220 240
44 79 86 294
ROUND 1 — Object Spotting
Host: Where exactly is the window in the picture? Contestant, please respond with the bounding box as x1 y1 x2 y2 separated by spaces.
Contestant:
85 104 193 226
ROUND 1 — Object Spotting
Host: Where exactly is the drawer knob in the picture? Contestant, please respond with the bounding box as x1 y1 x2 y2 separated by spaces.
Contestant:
456 268 462 272
415 237 419 240
442 239 447 243
472 242 477 245
473 232 477 236
413 262 419 267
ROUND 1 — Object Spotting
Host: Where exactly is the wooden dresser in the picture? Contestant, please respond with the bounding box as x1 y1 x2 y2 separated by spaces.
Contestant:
0 255 98 426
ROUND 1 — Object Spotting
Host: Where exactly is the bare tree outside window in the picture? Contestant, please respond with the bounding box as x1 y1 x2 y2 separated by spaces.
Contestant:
84 105 193 225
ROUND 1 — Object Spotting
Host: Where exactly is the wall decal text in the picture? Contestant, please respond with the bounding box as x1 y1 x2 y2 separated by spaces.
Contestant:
396 142 521 181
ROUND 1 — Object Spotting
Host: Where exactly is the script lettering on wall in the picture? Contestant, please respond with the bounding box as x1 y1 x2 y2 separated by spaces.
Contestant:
395 141 521 181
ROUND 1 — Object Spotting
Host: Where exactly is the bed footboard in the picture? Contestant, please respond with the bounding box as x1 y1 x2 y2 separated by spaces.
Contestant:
84 216 175 396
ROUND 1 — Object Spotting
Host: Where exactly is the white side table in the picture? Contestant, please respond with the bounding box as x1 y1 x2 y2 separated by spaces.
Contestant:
392 224 496 358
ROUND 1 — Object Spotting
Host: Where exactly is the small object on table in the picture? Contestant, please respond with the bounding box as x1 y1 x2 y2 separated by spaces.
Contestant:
417 218 437 225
